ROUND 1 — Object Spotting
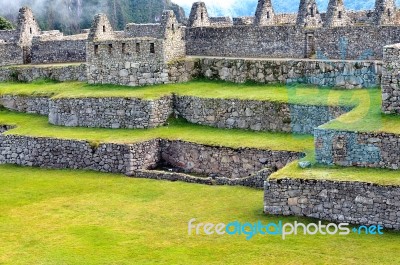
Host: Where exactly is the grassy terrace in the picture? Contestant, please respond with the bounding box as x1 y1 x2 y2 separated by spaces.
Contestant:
0 80 375 106
0 110 313 152
322 88 400 134
0 164 399 265
272 161 400 186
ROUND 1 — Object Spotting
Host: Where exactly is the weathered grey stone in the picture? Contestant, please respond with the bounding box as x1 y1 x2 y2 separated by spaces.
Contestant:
264 178 400 230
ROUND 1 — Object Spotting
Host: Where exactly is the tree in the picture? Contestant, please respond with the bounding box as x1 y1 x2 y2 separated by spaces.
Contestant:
0 16 14 30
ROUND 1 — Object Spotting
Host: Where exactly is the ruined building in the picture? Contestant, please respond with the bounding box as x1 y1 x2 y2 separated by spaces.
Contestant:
1 0 400 82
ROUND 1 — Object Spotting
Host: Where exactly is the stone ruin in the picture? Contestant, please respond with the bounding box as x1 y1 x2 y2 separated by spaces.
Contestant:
1 0 400 68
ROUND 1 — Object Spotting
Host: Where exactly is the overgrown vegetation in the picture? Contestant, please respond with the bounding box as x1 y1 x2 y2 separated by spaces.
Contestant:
0 16 13 30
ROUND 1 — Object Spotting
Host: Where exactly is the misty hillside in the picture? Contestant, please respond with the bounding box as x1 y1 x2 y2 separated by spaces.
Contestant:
0 0 185 35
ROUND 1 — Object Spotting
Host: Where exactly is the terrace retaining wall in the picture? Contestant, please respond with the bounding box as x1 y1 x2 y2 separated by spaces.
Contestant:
175 96 351 134
0 130 302 188
0 135 160 174
315 128 400 170
264 178 400 229
0 63 87 82
160 140 302 178
0 95 49 115
0 58 381 89
0 94 351 133
49 96 173 129
199 58 382 89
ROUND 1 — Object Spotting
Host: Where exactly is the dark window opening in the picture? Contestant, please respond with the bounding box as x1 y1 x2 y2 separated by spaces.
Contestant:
103 25 106 32
122 43 126 54
310 7 314 17
136 43 140 53
30 27 32 34
150 43 155 54
388 9 392 17
172 23 175 31
201 12 204 21
108 44 113 54
267 11 270 19
338 11 342 19
94 45 99 55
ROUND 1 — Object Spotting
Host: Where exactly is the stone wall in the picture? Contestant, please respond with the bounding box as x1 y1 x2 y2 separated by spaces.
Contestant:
175 95 350 134
315 128 400 170
186 25 400 60
48 96 173 129
86 56 383 89
133 167 273 188
124 24 163 38
87 58 197 86
382 43 400 114
0 63 87 82
160 140 303 178
199 58 381 89
86 10 187 86
186 26 305 59
0 43 23 67
0 95 49 115
264 178 400 229
31 37 87 64
0 92 349 133
314 26 400 60
0 131 300 188
0 134 160 174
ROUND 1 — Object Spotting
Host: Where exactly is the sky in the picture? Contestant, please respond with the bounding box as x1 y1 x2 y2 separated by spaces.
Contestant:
173 0 400 17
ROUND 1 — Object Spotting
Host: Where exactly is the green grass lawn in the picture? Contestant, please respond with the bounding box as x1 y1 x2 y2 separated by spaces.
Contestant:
0 80 376 107
0 110 313 152
272 161 400 186
0 164 399 265
322 88 400 134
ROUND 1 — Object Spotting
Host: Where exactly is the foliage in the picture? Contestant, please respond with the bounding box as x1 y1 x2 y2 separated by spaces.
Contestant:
0 16 13 30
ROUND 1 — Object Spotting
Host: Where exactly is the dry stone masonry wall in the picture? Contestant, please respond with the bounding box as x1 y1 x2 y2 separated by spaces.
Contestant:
199 58 381 89
0 64 87 82
0 93 350 133
264 178 400 229
315 128 400 170
382 43 400 114
49 96 173 129
160 140 302 179
31 35 87 64
175 96 351 134
0 130 301 188
0 95 50 115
